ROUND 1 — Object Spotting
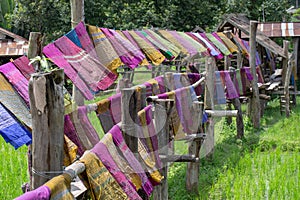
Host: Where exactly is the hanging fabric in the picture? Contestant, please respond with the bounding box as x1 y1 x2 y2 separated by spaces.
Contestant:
15 185 50 200
220 71 239 99
205 33 232 56
44 173 74 200
214 71 227 104
216 32 238 53
13 55 35 80
95 98 115 134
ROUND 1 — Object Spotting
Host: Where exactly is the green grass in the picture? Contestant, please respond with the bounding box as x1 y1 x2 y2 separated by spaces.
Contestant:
0 137 28 199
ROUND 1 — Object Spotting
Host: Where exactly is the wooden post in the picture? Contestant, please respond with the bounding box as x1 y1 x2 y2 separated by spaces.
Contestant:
70 0 85 105
249 20 261 129
121 88 138 153
153 100 173 200
282 40 289 85
203 57 215 158
29 69 65 189
232 98 244 138
28 32 43 71
186 102 203 193
284 55 294 117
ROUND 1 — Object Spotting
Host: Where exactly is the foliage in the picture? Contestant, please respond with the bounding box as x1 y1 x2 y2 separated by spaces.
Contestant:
0 0 14 29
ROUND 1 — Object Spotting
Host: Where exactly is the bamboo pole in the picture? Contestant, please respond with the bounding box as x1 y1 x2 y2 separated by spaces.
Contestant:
249 20 261 129
29 69 65 189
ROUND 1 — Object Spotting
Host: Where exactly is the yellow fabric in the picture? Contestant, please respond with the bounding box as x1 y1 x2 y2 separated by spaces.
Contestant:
63 135 78 167
0 73 14 92
231 33 249 56
44 173 74 200
101 133 142 191
158 30 189 56
96 98 110 114
216 32 239 53
128 30 165 66
88 25 123 72
137 139 164 184
146 78 160 95
80 151 129 200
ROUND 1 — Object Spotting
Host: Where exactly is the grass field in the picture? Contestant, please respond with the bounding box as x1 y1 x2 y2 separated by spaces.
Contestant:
2 70 300 199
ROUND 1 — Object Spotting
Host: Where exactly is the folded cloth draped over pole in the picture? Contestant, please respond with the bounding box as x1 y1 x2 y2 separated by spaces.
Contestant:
13 55 35 80
216 32 238 53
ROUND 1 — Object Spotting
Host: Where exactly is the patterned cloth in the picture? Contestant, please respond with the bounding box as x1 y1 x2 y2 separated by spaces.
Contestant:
15 185 50 200
216 32 238 53
108 93 122 125
96 98 115 134
154 75 166 94
220 71 239 99
214 71 226 104
146 29 181 60
193 33 223 59
109 124 154 197
64 114 85 156
137 30 173 60
88 25 123 73
54 35 117 91
0 73 32 129
0 103 31 149
43 43 94 100
241 39 262 66
44 173 74 200
206 33 231 56
128 30 165 66
79 151 128 200
13 56 35 80
66 29 83 48
0 62 30 106
91 140 142 200
231 33 249 57
178 32 207 56
63 135 78 167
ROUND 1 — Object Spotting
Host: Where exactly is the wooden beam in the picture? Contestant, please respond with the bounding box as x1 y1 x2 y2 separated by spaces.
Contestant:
205 110 238 117
29 69 65 189
27 32 42 71
249 20 261 129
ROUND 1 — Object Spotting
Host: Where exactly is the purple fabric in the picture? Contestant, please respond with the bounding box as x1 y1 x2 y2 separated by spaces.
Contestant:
13 56 35 80
187 73 202 95
108 93 122 124
142 82 154 97
54 36 117 91
43 43 94 100
74 21 99 60
243 67 254 81
168 31 198 57
256 66 264 83
109 125 154 197
64 115 85 155
220 71 239 99
241 40 262 66
77 106 100 146
15 185 50 200
157 93 169 99
0 62 29 106
101 28 140 69
91 141 142 200
154 76 166 94
197 33 223 60
110 29 145 68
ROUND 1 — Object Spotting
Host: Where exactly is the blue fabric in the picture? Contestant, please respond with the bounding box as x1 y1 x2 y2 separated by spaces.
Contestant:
202 112 208 123
66 29 83 48
0 103 31 149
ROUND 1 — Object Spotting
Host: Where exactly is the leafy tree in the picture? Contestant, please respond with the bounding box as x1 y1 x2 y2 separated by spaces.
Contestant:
0 0 14 29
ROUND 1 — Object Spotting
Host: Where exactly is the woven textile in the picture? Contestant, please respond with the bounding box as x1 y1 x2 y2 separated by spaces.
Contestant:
128 30 165 66
109 124 154 197
0 62 29 106
74 22 99 59
88 25 122 73
146 29 181 59
13 56 35 80
231 33 249 57
122 30 151 67
96 98 115 134
241 39 262 66
108 93 122 125
91 140 142 200
206 33 231 56
64 114 85 156
54 36 117 91
214 71 226 104
137 30 173 60
43 43 94 100
79 151 128 200
66 29 83 48
15 185 50 200
178 32 207 56
193 33 223 59
216 32 238 53
0 73 32 128
0 103 31 149
63 135 78 167
101 28 140 69
220 71 239 99
44 173 74 200
154 75 166 94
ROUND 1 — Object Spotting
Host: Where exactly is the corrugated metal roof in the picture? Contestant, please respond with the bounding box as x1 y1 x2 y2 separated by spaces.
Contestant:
257 22 300 37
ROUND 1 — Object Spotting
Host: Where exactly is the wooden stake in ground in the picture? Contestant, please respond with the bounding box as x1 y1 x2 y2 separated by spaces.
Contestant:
249 20 261 129
29 69 64 189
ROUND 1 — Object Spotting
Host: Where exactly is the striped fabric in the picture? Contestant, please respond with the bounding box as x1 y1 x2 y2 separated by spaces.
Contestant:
44 173 74 200
214 71 226 104
220 71 239 99
178 32 207 56
192 33 223 59
43 43 94 100
216 32 238 53
128 30 165 66
13 55 35 80
206 33 231 56
0 62 30 106
79 151 128 200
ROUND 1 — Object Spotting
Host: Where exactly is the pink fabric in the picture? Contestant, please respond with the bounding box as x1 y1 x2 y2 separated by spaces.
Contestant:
43 43 94 100
109 124 154 197
74 21 99 59
91 140 142 200
220 71 239 99
197 33 224 60
169 31 199 57
54 36 117 91
154 76 166 94
13 56 35 80
108 93 122 124
15 185 50 200
77 106 100 146
0 62 29 106
101 28 140 69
